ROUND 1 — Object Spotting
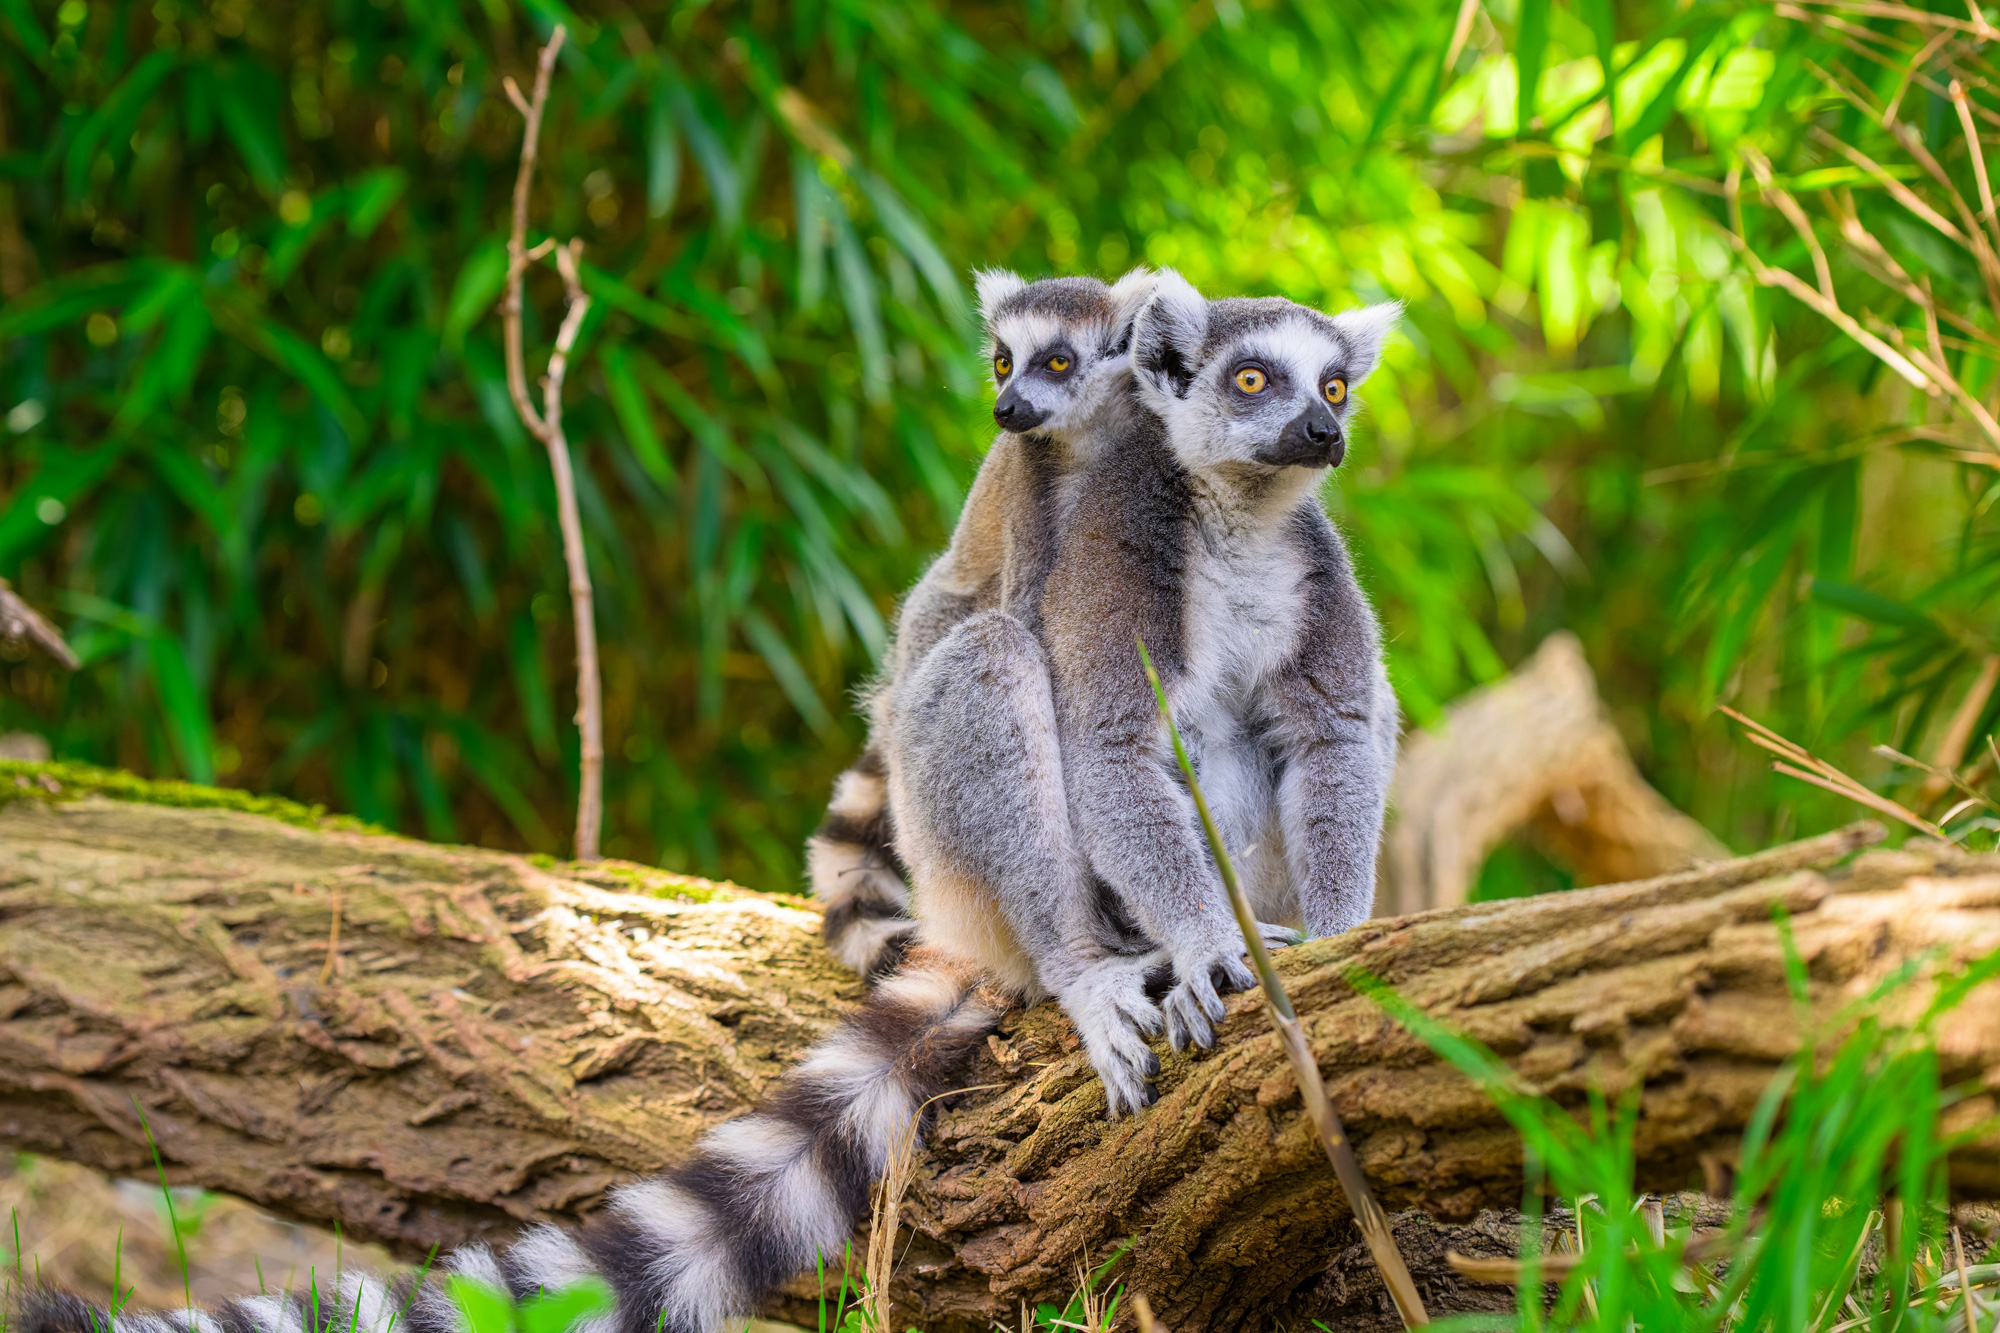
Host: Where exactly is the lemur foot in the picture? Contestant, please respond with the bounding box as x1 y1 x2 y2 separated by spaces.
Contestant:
1257 920 1306 950
1162 948 1257 1053
1059 953 1168 1117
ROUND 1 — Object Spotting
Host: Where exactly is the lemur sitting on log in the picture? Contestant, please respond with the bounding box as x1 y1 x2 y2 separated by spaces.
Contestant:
807 268 1158 981
28 272 1397 1333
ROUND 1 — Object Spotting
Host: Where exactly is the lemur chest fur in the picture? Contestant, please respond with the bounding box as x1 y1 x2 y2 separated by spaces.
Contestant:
1177 482 1308 727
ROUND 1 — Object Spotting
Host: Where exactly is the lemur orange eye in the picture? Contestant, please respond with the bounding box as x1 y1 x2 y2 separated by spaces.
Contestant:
994 354 1012 377
1047 354 1071 372
1234 367 1267 394
1324 377 1348 405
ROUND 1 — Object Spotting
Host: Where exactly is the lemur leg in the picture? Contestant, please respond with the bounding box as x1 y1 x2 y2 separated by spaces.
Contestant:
1195 730 1307 945
1273 662 1395 938
888 611 1167 1115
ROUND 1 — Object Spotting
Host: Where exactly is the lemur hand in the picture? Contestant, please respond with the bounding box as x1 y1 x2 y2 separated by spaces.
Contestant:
1058 951 1169 1117
1161 945 1257 1052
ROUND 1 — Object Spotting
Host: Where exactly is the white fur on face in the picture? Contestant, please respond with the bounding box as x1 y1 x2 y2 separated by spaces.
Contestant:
984 312 1133 446
974 269 1028 320
1160 312 1390 472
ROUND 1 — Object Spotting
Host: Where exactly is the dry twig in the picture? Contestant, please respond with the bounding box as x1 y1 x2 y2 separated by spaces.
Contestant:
0 577 79 670
499 25 605 862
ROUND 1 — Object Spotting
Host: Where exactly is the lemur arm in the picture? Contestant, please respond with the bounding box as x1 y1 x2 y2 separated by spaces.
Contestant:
1264 510 1398 938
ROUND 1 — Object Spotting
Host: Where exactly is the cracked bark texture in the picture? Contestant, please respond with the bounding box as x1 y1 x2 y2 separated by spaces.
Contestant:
3 796 1998 1333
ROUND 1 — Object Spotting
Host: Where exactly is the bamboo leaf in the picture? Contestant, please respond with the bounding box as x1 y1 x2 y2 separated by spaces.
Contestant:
600 344 676 486
1514 0 1549 138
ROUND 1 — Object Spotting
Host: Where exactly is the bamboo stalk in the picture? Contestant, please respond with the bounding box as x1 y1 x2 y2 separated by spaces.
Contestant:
1138 639 1429 1329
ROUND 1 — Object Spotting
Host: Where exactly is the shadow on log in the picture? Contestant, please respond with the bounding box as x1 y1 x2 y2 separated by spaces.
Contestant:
2 773 1997 1332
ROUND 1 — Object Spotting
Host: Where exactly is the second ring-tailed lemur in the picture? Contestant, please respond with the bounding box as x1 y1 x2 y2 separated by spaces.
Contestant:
807 268 1158 981
29 273 1397 1333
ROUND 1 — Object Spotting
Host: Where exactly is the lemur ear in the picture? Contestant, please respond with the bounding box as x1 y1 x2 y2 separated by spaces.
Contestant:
1330 301 1401 386
1103 267 1157 354
974 269 1028 325
1133 268 1206 398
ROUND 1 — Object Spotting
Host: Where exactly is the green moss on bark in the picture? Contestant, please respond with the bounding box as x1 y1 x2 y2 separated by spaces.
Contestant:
0 760 382 833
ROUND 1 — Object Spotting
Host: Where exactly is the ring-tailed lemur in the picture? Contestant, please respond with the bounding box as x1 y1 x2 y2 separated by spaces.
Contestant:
21 271 1166 1333
1037 271 1402 1054
28 273 1398 1333
881 272 1397 1113
807 268 1158 982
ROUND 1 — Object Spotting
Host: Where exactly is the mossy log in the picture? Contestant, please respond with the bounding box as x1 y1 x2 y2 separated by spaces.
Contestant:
3 775 1998 1333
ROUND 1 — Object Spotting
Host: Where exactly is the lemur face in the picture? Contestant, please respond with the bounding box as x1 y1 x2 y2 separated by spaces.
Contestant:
975 268 1157 439
1131 269 1399 474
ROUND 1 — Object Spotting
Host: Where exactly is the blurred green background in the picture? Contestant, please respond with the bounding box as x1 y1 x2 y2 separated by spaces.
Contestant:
1 0 1994 891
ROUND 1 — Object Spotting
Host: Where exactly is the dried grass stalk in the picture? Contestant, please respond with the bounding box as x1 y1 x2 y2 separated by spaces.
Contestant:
1138 639 1429 1329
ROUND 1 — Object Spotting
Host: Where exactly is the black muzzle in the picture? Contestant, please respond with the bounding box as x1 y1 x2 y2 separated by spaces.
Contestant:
1256 402 1345 467
993 384 1050 433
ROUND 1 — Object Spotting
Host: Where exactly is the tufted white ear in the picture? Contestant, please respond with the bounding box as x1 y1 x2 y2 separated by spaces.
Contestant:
1103 267 1158 352
974 269 1029 324
1329 300 1401 386
1132 267 1207 398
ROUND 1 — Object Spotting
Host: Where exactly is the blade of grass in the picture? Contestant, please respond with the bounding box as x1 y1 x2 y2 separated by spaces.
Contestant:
133 1098 193 1317
1137 636 1429 1329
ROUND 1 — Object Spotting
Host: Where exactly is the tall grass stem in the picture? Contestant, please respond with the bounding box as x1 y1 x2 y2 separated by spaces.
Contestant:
1136 638 1428 1328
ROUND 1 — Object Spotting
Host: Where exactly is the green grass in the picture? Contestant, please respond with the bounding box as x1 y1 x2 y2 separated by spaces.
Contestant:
1355 938 2000 1332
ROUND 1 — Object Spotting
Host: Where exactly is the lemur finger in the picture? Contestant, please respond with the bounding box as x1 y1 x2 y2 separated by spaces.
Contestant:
1093 1034 1160 1118
1212 956 1257 998
1164 975 1223 1051
1164 999 1212 1053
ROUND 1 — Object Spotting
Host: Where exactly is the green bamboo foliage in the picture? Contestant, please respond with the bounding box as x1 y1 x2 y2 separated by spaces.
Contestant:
1 0 1992 885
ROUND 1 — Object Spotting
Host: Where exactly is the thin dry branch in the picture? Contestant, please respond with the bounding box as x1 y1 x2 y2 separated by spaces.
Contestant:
1793 0 1997 39
499 25 605 863
0 577 79 670
1732 139 2000 461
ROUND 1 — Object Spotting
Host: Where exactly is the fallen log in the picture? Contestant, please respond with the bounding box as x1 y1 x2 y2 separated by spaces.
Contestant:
1381 632 1727 915
2 771 1997 1333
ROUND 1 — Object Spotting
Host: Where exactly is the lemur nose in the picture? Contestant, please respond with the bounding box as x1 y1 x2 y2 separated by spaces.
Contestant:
1304 417 1334 443
993 387 1050 432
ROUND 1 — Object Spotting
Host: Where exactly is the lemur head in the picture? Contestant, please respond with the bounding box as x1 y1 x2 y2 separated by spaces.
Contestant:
1131 268 1399 473
975 268 1157 440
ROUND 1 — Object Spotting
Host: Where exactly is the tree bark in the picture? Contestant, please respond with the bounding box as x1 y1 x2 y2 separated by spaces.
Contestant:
3 791 1998 1333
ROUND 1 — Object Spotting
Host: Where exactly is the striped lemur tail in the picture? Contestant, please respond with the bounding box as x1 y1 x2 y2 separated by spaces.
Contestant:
805 745 918 981
23 951 1005 1333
